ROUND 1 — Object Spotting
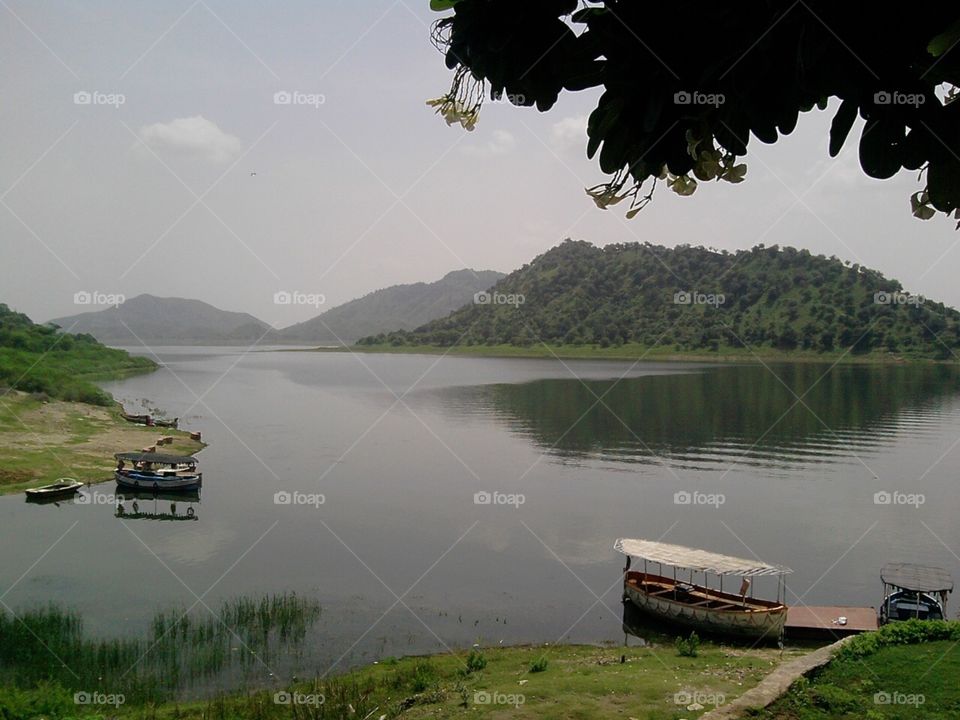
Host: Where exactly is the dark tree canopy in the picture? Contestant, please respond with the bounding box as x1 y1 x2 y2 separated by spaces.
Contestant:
429 1 960 222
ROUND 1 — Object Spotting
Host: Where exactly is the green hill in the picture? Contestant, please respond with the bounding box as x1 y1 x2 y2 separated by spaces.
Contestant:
0 304 155 405
360 241 960 358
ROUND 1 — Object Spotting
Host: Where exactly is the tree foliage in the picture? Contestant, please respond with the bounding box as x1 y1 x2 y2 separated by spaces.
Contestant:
430 1 960 222
362 240 960 357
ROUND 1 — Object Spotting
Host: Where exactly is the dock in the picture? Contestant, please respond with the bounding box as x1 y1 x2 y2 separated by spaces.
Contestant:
785 605 877 639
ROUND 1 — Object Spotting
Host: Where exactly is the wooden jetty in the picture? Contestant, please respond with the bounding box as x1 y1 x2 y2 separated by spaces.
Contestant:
784 605 877 639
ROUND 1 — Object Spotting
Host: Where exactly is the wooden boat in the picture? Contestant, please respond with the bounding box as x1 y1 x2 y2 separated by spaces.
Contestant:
880 563 953 623
114 452 202 491
25 478 83 499
153 417 179 429
120 412 151 425
615 538 791 639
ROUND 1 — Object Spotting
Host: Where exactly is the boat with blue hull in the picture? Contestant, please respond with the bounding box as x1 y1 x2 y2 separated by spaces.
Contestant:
114 452 202 491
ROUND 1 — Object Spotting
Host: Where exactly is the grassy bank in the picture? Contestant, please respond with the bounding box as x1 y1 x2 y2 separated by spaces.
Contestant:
0 390 204 494
308 342 937 365
0 637 809 719
758 620 960 719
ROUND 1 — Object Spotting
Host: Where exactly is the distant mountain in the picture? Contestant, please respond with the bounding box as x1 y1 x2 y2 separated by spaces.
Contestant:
362 240 960 358
277 269 505 344
49 294 272 346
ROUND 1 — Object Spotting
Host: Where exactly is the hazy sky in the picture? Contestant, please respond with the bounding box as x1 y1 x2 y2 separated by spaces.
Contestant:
3 0 960 327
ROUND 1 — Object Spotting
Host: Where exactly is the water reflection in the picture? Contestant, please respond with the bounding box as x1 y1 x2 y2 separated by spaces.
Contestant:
453 364 960 469
115 489 201 522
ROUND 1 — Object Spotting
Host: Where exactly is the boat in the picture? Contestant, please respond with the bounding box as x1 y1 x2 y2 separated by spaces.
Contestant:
114 452 202 491
615 538 791 639
880 563 953 623
153 417 179 429
120 412 151 425
24 478 83 500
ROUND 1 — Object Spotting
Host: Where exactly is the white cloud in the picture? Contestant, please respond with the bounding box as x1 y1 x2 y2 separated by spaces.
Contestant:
462 129 517 156
138 116 242 163
550 115 588 153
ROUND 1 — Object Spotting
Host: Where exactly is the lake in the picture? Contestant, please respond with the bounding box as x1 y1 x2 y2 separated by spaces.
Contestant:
3 348 959 693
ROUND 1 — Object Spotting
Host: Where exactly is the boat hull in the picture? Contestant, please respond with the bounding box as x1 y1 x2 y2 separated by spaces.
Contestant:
623 572 787 639
115 471 202 491
24 480 83 500
881 590 944 623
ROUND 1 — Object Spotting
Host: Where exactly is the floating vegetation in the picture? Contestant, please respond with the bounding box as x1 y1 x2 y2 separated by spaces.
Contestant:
0 592 320 704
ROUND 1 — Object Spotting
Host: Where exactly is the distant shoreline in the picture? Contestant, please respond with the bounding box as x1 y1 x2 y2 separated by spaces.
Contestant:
287 342 947 365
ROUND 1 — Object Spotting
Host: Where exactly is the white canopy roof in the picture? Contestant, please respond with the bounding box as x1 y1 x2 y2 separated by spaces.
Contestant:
614 538 791 577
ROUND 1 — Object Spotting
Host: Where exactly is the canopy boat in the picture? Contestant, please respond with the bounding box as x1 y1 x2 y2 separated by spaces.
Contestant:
615 538 791 639
115 452 202 491
880 563 953 623
25 478 83 500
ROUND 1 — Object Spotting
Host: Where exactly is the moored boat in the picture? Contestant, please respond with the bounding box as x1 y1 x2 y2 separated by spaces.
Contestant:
880 563 953 623
114 452 202 491
25 478 84 500
615 538 791 639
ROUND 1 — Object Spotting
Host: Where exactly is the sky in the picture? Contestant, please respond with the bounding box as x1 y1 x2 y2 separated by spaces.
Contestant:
2 0 960 327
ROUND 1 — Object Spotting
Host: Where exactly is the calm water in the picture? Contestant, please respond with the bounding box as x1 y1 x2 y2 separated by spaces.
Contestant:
3 349 960 690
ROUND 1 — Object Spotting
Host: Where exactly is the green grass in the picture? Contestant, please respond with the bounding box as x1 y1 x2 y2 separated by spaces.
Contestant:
0 636 807 719
305 342 941 365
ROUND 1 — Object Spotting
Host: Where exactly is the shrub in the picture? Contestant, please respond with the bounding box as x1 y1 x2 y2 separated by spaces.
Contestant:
410 661 436 692
465 649 487 673
529 657 548 673
675 631 700 657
